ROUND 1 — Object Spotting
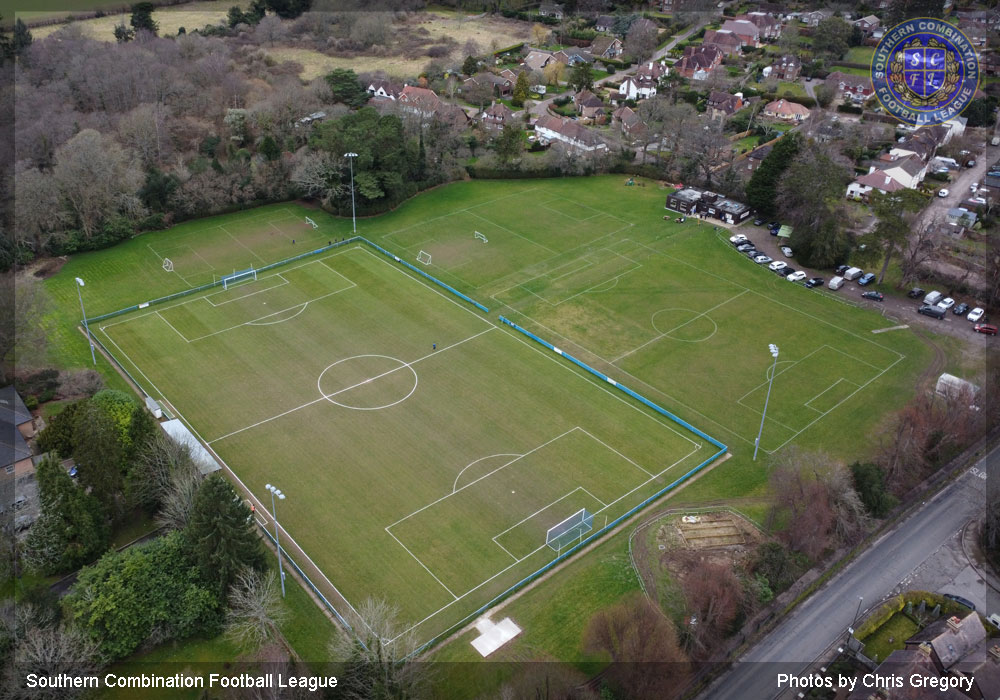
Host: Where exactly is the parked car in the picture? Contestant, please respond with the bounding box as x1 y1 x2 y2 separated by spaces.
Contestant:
778 267 796 277
968 307 985 322
768 221 780 230
862 291 884 301
918 304 947 319
944 593 976 610
805 277 825 288
843 267 864 281
769 227 780 236
780 246 793 257
754 254 772 264
787 271 807 282
953 302 970 315
858 272 877 286
736 243 754 252
923 290 943 305
938 188 950 197
988 613 1000 629
937 297 956 310
834 265 850 275
744 248 760 258
907 287 925 299
768 260 787 272
730 233 747 245
753 217 764 225
970 183 979 193
828 276 845 290
974 323 998 335
966 160 976 168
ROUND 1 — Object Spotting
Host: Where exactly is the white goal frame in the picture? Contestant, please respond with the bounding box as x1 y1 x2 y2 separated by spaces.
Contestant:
222 267 257 290
305 216 318 229
546 508 595 552
162 258 174 272
474 231 488 243
417 250 432 265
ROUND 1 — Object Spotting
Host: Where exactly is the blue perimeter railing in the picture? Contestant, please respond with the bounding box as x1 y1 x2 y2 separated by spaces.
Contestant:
83 236 488 325
405 318 728 658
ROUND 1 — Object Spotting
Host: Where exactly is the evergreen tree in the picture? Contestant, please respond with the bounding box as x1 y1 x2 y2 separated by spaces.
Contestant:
263 0 311 19
12 18 32 57
462 55 478 76
416 134 427 180
850 462 897 518
227 6 248 28
512 71 530 108
186 475 266 597
130 2 159 35
259 135 281 161
324 68 369 108
73 401 125 516
495 123 524 165
113 22 135 43
744 132 799 218
886 0 944 26
570 62 594 92
139 168 180 212
245 0 267 24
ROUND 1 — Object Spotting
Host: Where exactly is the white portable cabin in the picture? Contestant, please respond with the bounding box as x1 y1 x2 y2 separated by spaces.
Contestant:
934 373 979 402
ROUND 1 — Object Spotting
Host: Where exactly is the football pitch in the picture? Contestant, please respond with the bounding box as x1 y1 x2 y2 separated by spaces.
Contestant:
76 178 921 648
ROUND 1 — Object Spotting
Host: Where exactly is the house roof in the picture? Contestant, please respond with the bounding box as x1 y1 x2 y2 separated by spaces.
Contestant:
596 14 615 27
590 36 620 56
856 14 880 24
845 649 955 700
704 29 743 48
434 103 470 127
708 91 742 114
721 19 760 39
482 101 514 120
575 90 603 108
907 614 987 669
747 144 772 161
399 86 441 112
854 170 905 192
636 61 667 79
522 50 554 72
886 154 926 178
367 78 401 97
613 105 642 127
0 386 32 426
950 639 1000 700
778 53 799 66
1 418 31 469
826 71 871 90
764 98 810 117
534 114 606 148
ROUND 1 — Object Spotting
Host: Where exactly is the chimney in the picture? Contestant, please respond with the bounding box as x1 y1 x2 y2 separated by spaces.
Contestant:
989 645 1000 661
918 642 933 656
946 616 962 633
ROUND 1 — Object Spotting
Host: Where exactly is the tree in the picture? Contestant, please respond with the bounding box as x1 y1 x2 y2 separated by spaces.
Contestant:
900 217 945 285
224 569 288 651
263 0 311 20
259 134 281 161
745 132 799 218
569 61 594 92
531 23 549 46
138 168 179 212
72 400 125 516
625 19 658 62
750 542 801 594
850 462 897 518
12 18 32 56
186 474 266 597
113 22 134 43
815 83 835 109
682 558 744 656
494 123 524 165
462 55 478 76
22 456 109 575
768 452 837 561
127 431 197 515
130 2 159 35
780 145 852 268
819 464 872 546
324 68 369 109
962 97 998 128
813 17 851 59
512 71 530 107
886 0 945 26
227 5 248 28
584 593 690 698
859 189 927 284
255 14 286 46
13 604 100 700
290 151 345 205
543 60 565 87
330 597 424 700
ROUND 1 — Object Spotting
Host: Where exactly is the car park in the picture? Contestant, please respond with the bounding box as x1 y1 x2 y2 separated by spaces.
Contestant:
953 302 970 315
907 287 925 299
780 246 793 257
937 297 955 310
754 254 772 265
974 323 998 335
862 291 884 301
805 277 825 288
768 260 787 272
968 307 985 322
918 304 947 319
858 273 876 286
787 271 807 282
938 188 950 197
730 234 747 245
834 265 850 275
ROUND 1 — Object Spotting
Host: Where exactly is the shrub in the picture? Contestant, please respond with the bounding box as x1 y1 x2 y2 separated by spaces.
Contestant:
837 103 863 114
23 395 39 410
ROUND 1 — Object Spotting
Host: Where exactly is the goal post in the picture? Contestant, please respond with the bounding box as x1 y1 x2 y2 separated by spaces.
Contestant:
417 250 432 265
305 216 318 229
546 508 595 552
474 231 488 243
162 258 174 272
222 267 257 290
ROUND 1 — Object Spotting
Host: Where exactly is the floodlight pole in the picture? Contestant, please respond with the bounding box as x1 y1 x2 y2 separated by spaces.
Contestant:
344 152 358 234
75 277 96 366
753 344 779 461
265 484 287 598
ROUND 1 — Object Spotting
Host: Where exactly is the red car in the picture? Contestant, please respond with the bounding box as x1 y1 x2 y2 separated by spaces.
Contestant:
974 323 998 335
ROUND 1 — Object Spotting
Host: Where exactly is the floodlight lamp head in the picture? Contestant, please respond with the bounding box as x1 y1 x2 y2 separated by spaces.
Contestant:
265 483 273 491
75 277 85 286
344 151 358 158
768 343 779 357
277 493 286 500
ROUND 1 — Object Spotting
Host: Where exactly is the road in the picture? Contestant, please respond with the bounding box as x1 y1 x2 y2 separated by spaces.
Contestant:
703 439 1000 700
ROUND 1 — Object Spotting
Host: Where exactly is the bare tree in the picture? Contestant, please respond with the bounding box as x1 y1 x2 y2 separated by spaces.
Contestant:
899 218 945 286
225 569 289 652
820 464 872 545
681 559 744 657
154 441 202 531
290 151 346 206
625 20 658 62
255 15 287 47
117 102 171 168
13 164 68 256
11 605 100 700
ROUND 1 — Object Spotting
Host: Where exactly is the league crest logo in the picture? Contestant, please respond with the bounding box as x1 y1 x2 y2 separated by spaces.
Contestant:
871 19 979 126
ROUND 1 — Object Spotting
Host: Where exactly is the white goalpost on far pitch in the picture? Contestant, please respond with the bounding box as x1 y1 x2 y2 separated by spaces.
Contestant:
474 231 488 243
305 216 318 229
417 250 432 265
162 258 174 272
221 267 257 290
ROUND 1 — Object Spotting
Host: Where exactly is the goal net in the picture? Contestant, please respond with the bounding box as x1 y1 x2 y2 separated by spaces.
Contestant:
222 267 257 290
162 258 174 272
474 231 488 243
417 250 432 265
305 216 318 229
546 508 595 552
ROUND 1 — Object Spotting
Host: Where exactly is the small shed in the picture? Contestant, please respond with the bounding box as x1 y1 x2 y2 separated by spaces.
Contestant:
144 396 163 419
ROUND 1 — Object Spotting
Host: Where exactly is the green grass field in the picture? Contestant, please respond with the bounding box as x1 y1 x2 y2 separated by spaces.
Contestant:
43 176 935 660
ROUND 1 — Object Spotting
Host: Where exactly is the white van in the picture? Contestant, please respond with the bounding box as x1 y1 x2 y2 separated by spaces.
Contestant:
828 276 844 290
988 613 1000 629
923 290 943 305
843 267 864 281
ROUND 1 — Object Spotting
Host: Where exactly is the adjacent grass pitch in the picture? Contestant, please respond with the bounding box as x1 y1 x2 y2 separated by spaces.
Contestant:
58 177 924 649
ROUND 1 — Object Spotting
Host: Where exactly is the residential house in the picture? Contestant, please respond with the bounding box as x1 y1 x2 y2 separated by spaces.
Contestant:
981 52 1000 76
703 29 744 56
479 101 515 131
956 9 1000 28
464 72 513 98
905 614 988 674
947 207 977 227
499 68 518 82
2 386 36 441
553 49 594 66
522 50 555 73
434 102 470 129
636 60 669 82
958 21 988 48
612 105 647 141
736 12 782 40
844 647 947 700
801 9 831 26
847 170 906 199
367 78 401 100
590 36 623 59
398 85 442 115
707 90 744 121
853 14 880 35
825 71 874 102
720 19 761 46
618 75 657 100
763 98 810 122
574 90 606 119
595 14 615 33
772 54 800 81
949 638 1000 700
533 114 608 152
665 188 752 223
1 412 33 480
539 2 564 20
676 45 724 79
744 144 772 172
880 154 928 189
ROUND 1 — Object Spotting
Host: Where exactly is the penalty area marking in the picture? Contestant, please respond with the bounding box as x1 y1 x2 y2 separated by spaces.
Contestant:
453 454 523 493
316 354 419 411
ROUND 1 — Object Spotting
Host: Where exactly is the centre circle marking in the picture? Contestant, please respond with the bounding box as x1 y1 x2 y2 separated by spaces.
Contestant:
317 354 418 411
